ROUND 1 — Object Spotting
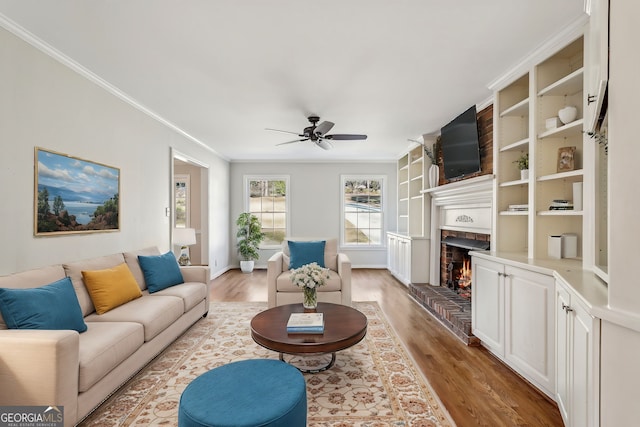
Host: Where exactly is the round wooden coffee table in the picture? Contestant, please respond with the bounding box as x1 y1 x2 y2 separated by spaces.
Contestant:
250 302 367 373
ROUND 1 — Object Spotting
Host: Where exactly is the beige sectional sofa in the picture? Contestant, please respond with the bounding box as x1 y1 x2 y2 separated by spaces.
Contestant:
0 247 210 426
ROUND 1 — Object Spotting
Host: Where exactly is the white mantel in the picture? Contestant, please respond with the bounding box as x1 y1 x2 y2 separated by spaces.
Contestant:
422 174 495 284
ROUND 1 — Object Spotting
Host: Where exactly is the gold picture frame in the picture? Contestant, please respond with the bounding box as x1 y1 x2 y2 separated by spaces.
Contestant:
35 147 120 236
557 146 576 172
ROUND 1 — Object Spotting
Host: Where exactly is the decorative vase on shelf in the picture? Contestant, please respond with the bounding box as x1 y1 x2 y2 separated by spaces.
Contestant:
303 287 317 310
520 169 529 180
428 164 439 188
558 106 578 124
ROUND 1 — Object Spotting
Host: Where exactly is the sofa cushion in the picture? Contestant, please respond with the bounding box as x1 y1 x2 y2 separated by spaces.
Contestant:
288 240 326 269
138 251 185 293
149 282 207 313
81 263 143 314
0 264 66 329
64 253 126 316
79 321 144 392
123 247 162 291
0 277 87 332
84 295 183 341
276 270 343 292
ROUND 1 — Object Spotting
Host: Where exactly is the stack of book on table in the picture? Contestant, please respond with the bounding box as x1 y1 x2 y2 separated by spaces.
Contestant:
549 199 574 210
286 313 324 334
508 204 528 212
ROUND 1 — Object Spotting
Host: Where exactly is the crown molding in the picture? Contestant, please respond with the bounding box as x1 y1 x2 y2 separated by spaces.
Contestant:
0 13 227 161
487 14 590 91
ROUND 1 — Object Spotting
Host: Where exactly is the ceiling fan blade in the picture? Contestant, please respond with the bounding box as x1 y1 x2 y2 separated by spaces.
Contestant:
265 128 303 136
314 121 334 136
315 139 334 150
276 138 308 146
324 134 368 140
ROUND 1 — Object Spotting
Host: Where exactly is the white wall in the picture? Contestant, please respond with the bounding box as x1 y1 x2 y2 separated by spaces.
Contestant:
230 161 397 268
600 0 640 424
0 26 230 277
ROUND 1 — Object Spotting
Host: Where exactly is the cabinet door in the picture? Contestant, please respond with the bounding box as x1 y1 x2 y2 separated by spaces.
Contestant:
471 258 504 355
398 237 411 285
505 266 555 397
387 234 398 275
556 284 572 425
571 301 600 427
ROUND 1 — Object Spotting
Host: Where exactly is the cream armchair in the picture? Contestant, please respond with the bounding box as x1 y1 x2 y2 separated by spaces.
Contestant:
267 238 351 308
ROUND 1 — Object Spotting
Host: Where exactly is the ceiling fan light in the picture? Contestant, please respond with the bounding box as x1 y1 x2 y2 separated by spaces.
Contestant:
316 140 333 150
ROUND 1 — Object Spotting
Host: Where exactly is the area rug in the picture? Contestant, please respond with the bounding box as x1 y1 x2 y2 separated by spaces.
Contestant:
80 301 455 426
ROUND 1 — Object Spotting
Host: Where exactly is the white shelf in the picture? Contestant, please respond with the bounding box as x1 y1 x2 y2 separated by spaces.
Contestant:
500 178 529 187
500 137 530 152
500 210 529 216
538 118 584 139
537 169 583 182
538 67 584 97
538 210 584 216
500 98 529 117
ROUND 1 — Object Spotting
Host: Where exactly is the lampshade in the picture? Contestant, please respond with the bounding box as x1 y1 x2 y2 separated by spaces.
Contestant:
173 228 196 247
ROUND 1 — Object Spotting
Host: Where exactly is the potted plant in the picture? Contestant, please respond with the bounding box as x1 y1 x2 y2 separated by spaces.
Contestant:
236 212 265 273
514 152 529 180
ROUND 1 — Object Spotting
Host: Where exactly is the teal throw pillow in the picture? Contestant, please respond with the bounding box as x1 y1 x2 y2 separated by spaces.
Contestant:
0 277 87 332
138 251 185 293
288 240 326 269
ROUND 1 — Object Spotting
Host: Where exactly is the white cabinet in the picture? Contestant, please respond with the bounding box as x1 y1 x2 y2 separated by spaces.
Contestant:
387 232 428 286
472 255 556 398
556 276 600 427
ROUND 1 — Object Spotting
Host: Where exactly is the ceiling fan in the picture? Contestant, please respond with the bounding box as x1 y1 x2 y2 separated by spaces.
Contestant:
266 116 367 150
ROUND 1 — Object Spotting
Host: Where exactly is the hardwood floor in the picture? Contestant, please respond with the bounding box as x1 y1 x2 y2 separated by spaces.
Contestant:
210 268 564 427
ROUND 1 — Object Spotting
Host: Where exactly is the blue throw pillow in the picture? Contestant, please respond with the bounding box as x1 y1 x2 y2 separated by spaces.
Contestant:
288 240 326 269
138 251 185 293
0 277 87 332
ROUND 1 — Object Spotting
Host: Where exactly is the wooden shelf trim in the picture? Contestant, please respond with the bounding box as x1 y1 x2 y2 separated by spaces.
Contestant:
538 67 584 97
500 98 530 117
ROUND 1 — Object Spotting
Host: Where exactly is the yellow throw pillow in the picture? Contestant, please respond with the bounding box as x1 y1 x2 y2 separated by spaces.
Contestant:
81 263 142 314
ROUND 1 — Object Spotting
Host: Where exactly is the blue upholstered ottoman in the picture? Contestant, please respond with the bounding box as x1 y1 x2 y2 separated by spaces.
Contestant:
178 359 307 427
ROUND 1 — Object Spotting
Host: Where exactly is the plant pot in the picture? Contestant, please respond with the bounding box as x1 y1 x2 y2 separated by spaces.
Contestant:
240 260 254 273
520 169 529 180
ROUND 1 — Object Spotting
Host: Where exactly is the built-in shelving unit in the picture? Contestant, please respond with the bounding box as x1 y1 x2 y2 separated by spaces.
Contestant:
494 35 586 261
388 144 430 285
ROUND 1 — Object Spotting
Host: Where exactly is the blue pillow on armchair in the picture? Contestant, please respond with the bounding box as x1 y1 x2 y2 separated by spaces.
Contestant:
288 240 326 269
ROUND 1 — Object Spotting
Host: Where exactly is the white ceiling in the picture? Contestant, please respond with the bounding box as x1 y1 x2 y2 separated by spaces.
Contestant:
0 1 586 162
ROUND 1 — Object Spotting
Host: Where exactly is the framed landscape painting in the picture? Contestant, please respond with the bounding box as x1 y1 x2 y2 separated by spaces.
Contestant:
34 147 120 236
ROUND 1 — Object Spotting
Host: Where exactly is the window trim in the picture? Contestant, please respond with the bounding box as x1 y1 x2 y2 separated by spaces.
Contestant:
340 174 386 248
244 175 290 250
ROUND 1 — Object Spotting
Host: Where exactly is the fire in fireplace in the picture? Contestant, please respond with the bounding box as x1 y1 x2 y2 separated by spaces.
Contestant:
441 232 490 301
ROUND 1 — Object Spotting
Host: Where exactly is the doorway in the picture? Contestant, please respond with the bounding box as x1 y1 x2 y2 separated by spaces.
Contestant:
171 148 209 266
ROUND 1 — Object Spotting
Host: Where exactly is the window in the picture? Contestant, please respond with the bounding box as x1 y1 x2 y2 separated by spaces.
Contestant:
174 174 190 228
245 176 289 247
341 175 384 246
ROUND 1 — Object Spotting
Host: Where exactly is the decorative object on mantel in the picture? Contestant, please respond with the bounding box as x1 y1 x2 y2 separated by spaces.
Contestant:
236 212 265 273
290 262 331 309
514 152 529 180
424 139 441 188
558 105 578 124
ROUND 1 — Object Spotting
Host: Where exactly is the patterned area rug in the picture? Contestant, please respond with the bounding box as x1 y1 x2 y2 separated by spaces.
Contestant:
80 301 455 426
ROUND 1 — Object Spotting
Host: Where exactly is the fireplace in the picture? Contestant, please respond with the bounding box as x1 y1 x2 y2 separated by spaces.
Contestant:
408 175 493 345
441 231 490 301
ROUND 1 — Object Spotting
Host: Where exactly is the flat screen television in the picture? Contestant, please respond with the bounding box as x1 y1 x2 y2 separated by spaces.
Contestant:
441 105 482 180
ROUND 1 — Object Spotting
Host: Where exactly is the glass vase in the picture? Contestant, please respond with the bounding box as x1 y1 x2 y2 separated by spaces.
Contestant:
303 286 318 310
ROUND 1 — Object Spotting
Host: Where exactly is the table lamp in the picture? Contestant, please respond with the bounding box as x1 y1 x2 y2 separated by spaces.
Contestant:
173 227 197 266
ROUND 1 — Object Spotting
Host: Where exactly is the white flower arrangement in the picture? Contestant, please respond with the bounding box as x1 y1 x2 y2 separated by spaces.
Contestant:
290 262 331 290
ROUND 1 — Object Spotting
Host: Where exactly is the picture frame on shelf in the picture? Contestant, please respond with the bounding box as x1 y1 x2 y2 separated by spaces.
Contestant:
557 146 576 172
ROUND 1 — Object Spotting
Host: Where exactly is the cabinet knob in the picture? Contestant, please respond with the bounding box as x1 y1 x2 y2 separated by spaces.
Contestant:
587 94 598 105
562 303 573 313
